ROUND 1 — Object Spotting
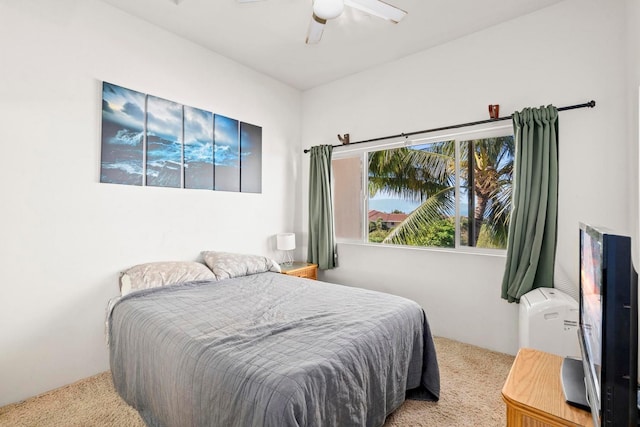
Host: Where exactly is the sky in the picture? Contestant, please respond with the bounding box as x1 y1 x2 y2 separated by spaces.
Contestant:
102 82 145 132
368 196 420 214
369 194 469 215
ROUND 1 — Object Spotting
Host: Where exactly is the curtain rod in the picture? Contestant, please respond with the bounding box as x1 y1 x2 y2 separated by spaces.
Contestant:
303 100 596 153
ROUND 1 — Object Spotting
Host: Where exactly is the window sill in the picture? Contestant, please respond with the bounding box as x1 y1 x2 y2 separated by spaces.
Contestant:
335 240 507 258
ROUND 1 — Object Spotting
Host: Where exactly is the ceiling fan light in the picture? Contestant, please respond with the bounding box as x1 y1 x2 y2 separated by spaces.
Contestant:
306 14 326 44
344 0 407 23
313 0 344 20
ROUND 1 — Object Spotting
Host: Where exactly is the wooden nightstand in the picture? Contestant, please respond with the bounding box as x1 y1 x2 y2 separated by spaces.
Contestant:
279 262 318 280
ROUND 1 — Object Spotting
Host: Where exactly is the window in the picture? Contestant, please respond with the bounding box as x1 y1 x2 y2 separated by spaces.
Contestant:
333 126 514 251
333 156 363 241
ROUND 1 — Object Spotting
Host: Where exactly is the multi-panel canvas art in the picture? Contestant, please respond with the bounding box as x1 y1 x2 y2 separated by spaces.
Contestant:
184 106 214 190
100 83 146 186
214 114 240 192
100 82 262 194
146 96 182 188
240 122 262 194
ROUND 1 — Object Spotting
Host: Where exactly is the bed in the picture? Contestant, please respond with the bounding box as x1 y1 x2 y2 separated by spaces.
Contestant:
108 253 440 427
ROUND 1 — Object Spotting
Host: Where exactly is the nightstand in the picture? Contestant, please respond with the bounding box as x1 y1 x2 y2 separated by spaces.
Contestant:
279 262 318 280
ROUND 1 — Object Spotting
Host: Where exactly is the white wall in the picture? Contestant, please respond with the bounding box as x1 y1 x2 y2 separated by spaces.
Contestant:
0 0 302 406
302 0 632 355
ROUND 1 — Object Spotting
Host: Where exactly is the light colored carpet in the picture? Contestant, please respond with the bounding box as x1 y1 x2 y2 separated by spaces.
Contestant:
0 337 514 427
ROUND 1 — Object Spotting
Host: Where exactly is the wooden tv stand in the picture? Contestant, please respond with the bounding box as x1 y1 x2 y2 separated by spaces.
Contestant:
502 348 592 427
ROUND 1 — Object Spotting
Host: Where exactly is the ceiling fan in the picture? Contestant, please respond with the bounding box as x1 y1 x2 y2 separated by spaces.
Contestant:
306 0 407 44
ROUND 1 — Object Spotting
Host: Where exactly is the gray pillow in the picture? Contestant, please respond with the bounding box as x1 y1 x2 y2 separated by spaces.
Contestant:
119 261 216 295
201 251 281 280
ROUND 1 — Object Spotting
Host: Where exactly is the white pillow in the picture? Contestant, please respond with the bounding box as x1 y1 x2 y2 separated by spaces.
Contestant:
201 251 281 280
119 261 215 295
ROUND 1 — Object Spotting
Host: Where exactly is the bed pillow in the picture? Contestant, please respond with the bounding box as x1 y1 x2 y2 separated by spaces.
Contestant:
201 251 281 280
119 261 216 296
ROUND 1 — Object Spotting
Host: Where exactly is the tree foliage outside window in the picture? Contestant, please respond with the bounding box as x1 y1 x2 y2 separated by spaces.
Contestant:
459 137 514 249
341 133 514 250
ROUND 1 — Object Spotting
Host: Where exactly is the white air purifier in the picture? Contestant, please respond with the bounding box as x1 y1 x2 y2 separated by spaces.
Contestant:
519 288 580 358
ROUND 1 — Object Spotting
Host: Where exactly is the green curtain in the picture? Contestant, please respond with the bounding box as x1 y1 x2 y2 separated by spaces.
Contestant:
501 106 559 303
308 145 336 270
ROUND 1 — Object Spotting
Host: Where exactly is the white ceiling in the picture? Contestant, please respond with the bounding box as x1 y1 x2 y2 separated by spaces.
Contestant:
99 0 565 90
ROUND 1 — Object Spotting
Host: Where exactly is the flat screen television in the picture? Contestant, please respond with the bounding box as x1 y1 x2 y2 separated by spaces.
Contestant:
563 223 638 426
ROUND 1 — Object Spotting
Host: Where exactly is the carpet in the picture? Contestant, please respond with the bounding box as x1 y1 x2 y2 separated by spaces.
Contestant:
0 337 514 426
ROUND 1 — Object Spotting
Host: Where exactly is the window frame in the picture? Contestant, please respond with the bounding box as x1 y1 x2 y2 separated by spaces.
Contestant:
332 123 514 254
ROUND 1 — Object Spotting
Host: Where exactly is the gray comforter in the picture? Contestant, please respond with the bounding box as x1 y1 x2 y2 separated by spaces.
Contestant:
109 272 439 427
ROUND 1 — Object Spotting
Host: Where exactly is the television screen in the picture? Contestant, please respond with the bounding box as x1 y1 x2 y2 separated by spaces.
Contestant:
577 223 638 427
579 229 602 410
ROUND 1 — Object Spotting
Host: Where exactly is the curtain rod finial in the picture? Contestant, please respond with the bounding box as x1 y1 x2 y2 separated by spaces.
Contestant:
488 104 500 119
337 133 350 145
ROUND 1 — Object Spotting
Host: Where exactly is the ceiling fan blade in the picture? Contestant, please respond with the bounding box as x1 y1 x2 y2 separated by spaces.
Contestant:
306 14 327 44
344 0 407 23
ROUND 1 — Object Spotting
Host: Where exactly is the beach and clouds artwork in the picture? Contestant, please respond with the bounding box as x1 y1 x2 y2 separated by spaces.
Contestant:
100 83 145 185
100 82 262 193
214 114 240 192
240 122 262 193
146 96 182 188
184 106 214 190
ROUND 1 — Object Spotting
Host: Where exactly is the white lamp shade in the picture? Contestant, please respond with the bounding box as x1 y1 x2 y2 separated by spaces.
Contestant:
277 233 296 251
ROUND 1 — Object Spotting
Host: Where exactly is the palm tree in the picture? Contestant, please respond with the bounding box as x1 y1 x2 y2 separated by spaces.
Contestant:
461 137 514 247
368 136 514 248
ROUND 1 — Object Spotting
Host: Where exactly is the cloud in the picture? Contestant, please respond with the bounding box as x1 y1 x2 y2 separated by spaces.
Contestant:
147 96 182 142
122 101 144 121
214 114 239 148
102 99 114 114
184 106 213 145
102 83 145 130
